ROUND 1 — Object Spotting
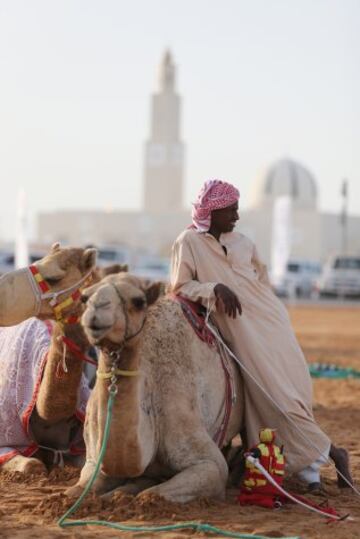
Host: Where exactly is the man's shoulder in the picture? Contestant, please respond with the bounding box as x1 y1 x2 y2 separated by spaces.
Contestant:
174 227 199 245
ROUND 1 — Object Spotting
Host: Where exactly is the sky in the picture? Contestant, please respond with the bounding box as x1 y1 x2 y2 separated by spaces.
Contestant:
0 0 359 242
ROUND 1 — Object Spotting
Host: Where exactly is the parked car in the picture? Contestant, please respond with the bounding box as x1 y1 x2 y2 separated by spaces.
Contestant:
94 245 131 268
0 250 14 275
315 255 360 298
0 250 47 275
272 260 322 298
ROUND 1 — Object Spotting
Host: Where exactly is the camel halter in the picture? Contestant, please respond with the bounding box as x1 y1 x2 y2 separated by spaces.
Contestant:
28 264 94 324
96 284 147 386
27 263 95 378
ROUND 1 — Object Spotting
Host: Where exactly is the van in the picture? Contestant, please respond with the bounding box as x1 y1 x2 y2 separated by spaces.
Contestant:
316 255 360 298
272 260 321 298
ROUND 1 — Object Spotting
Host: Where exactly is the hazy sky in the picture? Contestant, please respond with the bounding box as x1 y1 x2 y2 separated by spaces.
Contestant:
0 0 359 241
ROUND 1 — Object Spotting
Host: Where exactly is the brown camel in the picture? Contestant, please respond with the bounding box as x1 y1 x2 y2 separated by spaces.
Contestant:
0 243 97 326
68 272 244 503
0 316 92 474
0 262 133 475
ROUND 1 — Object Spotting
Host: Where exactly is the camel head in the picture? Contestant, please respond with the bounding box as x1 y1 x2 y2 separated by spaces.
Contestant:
32 243 97 321
81 273 161 348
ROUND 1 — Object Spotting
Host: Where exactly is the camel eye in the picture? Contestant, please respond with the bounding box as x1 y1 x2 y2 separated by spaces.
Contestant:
81 294 89 304
132 297 146 310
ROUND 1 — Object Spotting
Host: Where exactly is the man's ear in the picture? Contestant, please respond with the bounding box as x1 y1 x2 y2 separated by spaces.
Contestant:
145 282 162 306
82 248 97 271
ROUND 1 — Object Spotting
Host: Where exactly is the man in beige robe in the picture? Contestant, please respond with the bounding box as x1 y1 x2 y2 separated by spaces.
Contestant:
170 179 352 490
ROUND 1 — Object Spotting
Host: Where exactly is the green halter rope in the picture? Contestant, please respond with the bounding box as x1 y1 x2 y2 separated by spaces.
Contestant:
58 385 299 539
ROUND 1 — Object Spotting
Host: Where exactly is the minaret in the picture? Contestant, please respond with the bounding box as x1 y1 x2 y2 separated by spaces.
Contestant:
144 50 185 213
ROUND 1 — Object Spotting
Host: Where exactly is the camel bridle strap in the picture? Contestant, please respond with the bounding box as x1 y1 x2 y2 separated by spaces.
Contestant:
97 349 140 395
90 285 146 391
111 284 147 344
28 264 93 320
52 289 82 326
29 264 50 292
61 335 97 366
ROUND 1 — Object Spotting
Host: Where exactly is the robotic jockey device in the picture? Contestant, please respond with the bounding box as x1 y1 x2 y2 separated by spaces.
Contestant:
238 428 285 508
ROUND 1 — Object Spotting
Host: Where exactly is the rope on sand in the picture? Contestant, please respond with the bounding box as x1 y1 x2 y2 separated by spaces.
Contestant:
57 390 299 539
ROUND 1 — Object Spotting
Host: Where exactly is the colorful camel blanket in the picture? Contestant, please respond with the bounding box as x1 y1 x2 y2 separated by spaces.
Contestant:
171 294 216 346
0 318 90 465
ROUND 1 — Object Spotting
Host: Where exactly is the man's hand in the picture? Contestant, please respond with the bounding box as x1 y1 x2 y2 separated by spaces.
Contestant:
214 284 242 318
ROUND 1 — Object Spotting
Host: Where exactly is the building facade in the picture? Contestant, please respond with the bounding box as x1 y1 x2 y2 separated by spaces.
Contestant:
38 53 360 266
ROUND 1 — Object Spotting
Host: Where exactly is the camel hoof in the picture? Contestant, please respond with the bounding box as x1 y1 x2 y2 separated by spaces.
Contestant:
20 458 47 475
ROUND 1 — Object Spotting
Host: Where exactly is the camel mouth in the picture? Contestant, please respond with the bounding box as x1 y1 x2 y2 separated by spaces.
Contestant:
84 325 112 343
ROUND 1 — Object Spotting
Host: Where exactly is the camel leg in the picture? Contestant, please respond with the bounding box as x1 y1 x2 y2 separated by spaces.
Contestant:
139 434 228 503
65 459 125 497
1 455 47 475
102 477 160 498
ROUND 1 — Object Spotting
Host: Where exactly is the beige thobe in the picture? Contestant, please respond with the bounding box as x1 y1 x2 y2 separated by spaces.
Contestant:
170 228 330 473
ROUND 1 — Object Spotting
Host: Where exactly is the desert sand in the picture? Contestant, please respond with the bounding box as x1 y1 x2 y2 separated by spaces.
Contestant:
0 305 359 539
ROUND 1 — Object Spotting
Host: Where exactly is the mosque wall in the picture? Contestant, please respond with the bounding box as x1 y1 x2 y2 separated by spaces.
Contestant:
37 210 189 257
36 54 360 270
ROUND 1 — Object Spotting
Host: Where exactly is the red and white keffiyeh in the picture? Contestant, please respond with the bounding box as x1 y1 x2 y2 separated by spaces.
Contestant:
0 318 90 464
191 179 240 232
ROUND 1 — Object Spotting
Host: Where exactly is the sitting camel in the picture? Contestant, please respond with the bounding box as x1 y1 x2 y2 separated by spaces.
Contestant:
0 243 97 326
0 314 92 474
68 272 244 503
0 261 130 476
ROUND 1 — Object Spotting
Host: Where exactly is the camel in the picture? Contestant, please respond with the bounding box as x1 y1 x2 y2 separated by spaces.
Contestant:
0 243 97 326
0 315 91 474
0 262 131 476
68 272 244 503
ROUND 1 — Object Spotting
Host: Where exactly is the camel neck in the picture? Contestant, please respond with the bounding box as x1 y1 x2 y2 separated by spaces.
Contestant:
35 321 86 423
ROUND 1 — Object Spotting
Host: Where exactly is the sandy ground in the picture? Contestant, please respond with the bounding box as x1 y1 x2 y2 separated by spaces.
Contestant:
0 305 359 539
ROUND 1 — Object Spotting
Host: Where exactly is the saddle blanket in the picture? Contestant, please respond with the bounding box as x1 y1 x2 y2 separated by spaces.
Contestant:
0 318 89 464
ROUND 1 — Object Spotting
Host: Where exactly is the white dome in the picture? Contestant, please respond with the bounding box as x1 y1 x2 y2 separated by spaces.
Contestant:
249 158 318 210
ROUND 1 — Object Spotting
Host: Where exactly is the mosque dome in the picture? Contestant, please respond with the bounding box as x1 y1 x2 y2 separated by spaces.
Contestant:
248 158 318 210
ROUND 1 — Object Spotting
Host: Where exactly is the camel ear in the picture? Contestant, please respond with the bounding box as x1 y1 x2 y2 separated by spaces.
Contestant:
119 264 129 273
82 248 97 271
145 282 162 306
97 263 128 279
50 242 61 253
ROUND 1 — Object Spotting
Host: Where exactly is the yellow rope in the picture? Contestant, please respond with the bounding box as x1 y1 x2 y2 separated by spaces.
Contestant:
97 369 140 379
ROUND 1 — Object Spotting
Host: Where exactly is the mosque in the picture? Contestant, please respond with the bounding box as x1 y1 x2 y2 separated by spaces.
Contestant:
38 51 360 266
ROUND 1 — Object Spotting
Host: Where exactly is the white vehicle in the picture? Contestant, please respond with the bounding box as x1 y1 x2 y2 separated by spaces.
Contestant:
0 250 47 275
316 255 360 298
95 245 131 268
0 250 14 275
272 260 322 298
132 257 170 282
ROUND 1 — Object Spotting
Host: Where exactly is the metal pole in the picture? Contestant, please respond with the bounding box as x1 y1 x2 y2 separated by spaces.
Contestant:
340 179 348 255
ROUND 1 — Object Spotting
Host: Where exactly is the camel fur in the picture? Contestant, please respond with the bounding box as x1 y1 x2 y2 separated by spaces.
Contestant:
0 262 131 476
69 272 244 503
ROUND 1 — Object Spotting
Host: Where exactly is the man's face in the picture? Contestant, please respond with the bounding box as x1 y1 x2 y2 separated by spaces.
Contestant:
210 202 239 233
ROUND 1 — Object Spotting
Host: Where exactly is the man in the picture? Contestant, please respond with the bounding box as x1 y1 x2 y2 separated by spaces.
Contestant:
170 179 352 491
